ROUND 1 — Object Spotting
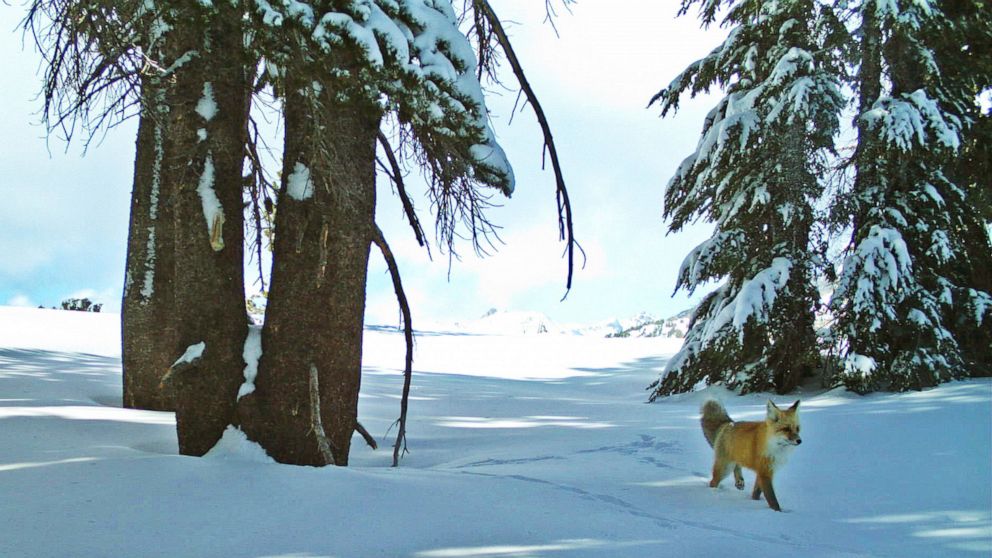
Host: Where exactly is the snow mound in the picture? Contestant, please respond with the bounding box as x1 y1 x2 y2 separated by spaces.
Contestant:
0 305 121 356
203 426 274 464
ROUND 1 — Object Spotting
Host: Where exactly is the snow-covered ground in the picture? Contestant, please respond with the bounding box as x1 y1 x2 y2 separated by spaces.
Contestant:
0 306 989 557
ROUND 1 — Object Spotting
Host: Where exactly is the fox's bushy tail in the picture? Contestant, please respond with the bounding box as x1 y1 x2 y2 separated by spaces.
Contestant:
700 400 732 448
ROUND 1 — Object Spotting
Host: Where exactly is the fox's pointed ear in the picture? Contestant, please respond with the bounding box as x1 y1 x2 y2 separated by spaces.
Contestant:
766 400 781 421
789 400 800 411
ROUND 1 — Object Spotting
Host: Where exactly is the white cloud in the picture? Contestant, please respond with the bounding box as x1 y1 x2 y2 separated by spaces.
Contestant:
6 294 35 307
490 1 727 112
449 224 606 308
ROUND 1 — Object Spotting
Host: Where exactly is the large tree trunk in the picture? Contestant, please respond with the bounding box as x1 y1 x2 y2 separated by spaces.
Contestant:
167 3 253 456
121 63 179 412
769 126 820 394
850 3 883 240
842 4 884 372
240 82 379 466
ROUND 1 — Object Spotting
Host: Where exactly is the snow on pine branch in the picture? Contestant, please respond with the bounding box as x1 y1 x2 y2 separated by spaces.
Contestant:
251 0 514 193
861 89 961 152
659 285 730 378
676 229 745 293
698 257 793 345
659 253 792 382
765 47 813 88
835 226 913 326
967 289 992 326
669 86 762 206
873 0 935 29
650 25 745 116
668 257 795 363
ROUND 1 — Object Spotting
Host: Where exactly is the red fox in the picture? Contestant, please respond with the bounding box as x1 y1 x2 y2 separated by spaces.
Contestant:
700 399 801 511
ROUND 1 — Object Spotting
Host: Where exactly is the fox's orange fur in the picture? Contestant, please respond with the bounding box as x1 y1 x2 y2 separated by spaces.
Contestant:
700 399 802 511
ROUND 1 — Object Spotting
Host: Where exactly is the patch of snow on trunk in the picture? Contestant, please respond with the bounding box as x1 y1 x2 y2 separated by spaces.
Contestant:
197 156 225 251
173 342 205 367
286 162 314 201
195 82 218 121
237 325 262 400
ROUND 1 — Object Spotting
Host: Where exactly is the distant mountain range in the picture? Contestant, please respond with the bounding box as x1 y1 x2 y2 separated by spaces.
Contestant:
604 309 692 339
446 308 693 338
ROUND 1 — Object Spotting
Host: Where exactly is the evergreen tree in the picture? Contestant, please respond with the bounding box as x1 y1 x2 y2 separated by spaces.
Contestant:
932 0 992 377
830 0 992 392
648 0 845 398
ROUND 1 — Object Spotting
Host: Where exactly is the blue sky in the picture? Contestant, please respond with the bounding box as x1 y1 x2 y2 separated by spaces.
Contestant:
0 1 726 325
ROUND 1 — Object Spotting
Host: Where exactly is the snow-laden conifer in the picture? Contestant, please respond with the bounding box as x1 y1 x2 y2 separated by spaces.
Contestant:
830 0 992 391
648 0 845 398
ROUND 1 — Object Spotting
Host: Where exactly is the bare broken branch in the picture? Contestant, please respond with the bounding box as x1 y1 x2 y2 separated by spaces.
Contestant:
377 131 429 251
245 111 278 293
543 0 576 38
475 0 584 300
371 225 414 467
308 364 339 466
355 421 378 450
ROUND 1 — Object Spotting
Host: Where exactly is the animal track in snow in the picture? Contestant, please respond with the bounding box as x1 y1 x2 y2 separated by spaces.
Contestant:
456 455 565 469
577 434 682 456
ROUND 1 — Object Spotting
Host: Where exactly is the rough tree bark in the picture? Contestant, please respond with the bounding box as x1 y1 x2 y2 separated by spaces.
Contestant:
121 55 179 412
240 78 380 466
166 3 253 456
768 126 820 394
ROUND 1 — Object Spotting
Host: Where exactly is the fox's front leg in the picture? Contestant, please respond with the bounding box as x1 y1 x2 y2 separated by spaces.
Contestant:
756 473 781 511
733 465 744 490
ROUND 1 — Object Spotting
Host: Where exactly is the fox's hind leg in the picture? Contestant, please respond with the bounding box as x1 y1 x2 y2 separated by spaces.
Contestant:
709 457 732 488
733 465 744 490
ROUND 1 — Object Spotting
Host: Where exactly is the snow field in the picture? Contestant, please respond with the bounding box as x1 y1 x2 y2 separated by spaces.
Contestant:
0 307 989 557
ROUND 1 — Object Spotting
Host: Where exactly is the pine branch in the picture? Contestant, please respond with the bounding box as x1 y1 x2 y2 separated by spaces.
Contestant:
475 0 583 299
25 0 146 148
370 225 414 467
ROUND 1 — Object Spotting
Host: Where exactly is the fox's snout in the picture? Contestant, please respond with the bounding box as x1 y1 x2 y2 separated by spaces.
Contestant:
778 435 801 447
